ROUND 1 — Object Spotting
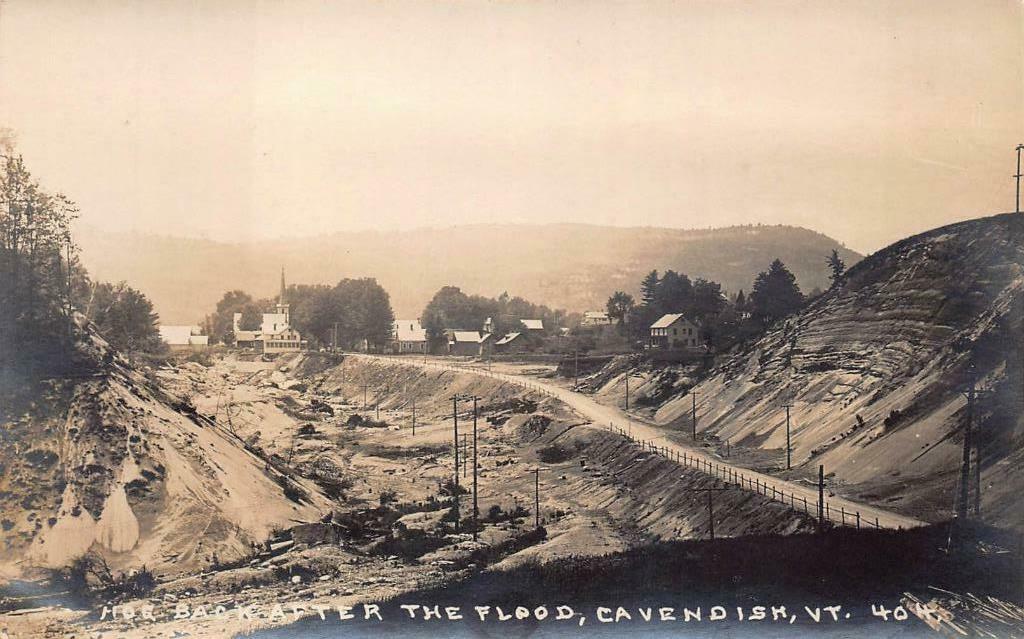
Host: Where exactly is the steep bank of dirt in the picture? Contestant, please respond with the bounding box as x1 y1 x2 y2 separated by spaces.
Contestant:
585 213 1024 529
0 320 329 581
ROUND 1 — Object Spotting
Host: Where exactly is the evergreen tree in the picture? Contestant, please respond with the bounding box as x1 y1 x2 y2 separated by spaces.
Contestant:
656 270 693 313
826 249 846 289
640 270 661 308
749 259 804 326
691 278 725 320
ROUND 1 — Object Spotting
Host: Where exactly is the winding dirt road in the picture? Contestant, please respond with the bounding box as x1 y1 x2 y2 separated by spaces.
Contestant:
351 354 925 531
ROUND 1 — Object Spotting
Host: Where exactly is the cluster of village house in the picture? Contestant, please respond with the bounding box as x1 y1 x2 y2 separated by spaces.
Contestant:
388 316 550 357
159 271 703 355
376 310 701 357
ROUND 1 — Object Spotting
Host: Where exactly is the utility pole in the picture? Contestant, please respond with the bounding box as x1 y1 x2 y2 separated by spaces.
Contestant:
532 468 541 529
375 396 380 421
361 384 369 409
411 397 416 436
452 395 462 532
1015 143 1023 214
573 350 579 389
472 396 479 541
681 483 734 540
452 396 460 488
957 373 975 521
782 404 793 470
625 375 630 410
690 391 699 440
818 465 825 531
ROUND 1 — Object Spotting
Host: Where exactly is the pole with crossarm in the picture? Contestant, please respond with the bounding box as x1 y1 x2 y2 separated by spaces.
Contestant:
1015 144 1023 214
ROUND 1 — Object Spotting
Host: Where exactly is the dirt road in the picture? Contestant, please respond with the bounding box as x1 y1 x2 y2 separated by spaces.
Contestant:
350 354 925 531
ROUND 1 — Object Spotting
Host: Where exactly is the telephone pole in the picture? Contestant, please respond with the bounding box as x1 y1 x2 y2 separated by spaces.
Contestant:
452 396 461 488
681 482 734 540
1015 143 1023 214
451 395 463 532
690 391 699 440
531 468 541 529
573 350 579 389
782 404 793 470
472 396 480 541
411 397 416 436
818 464 825 531
957 373 975 521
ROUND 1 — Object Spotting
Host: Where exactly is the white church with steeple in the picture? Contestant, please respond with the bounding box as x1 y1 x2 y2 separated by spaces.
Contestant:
232 267 306 353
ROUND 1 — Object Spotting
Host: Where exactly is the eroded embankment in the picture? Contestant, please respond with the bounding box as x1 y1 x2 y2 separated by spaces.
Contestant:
289 353 818 549
523 422 817 544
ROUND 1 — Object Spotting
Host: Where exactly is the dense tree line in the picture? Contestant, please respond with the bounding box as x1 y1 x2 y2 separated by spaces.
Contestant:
206 278 395 351
0 144 165 382
0 149 80 378
78 281 164 354
605 258 806 352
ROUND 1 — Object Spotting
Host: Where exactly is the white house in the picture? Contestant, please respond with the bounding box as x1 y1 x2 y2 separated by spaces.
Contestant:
159 325 209 351
581 311 614 327
521 319 544 332
649 313 702 351
391 319 428 354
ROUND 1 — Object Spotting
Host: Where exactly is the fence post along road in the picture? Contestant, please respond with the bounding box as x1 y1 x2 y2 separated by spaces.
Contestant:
355 354 923 532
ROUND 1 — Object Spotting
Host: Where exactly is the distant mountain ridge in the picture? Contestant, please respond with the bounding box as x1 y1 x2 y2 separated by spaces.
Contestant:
77 223 862 324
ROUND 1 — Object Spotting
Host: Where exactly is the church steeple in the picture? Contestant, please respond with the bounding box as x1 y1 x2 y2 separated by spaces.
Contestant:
280 267 286 306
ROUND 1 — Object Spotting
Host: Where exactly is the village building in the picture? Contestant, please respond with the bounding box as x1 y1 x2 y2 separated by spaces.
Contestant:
233 269 307 353
521 319 545 333
448 330 492 357
391 319 428 354
581 311 614 327
494 331 527 353
159 325 209 351
648 313 702 351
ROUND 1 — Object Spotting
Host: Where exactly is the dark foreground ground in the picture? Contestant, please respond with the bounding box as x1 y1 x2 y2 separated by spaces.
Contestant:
254 521 1024 638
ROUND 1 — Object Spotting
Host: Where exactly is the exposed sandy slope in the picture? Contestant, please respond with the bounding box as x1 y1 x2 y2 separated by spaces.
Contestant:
596 213 1024 529
350 354 922 530
0 323 330 581
6 354 821 638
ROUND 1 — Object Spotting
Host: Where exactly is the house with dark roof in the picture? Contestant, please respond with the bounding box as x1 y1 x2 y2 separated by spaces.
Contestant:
448 331 492 357
494 331 527 353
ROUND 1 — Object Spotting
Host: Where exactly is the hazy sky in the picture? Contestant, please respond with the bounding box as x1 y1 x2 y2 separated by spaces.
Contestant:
0 0 1021 253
